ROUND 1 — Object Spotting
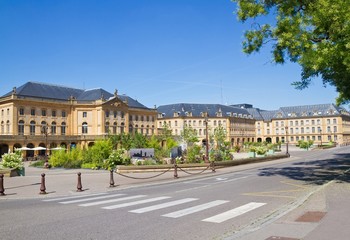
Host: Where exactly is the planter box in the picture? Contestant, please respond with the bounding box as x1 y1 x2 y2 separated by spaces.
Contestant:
248 152 256 158
267 150 275 155
0 168 21 177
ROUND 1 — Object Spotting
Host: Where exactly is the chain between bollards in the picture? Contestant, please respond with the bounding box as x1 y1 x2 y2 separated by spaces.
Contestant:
0 174 5 196
39 173 47 194
109 169 115 187
77 172 84 192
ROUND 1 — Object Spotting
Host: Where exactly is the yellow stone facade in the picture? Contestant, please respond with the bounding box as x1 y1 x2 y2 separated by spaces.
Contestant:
0 89 157 157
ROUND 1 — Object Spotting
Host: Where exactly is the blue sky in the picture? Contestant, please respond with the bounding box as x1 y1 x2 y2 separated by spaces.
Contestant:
0 0 339 110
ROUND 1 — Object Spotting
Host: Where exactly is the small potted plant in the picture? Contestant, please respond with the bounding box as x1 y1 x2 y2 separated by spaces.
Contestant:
0 151 24 176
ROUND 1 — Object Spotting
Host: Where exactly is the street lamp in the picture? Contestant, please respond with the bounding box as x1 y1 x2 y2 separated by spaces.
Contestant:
285 126 289 156
41 125 49 168
204 112 209 163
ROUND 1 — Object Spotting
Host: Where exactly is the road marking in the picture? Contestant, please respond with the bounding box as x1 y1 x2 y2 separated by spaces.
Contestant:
162 200 229 218
42 192 107 202
129 198 198 213
102 196 171 210
79 195 147 207
59 193 127 204
202 202 266 223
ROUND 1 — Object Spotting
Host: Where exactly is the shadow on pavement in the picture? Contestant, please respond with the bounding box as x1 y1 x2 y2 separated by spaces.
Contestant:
258 153 350 185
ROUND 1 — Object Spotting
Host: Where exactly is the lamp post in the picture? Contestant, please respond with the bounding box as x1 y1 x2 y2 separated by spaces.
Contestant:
285 126 289 156
204 112 209 163
41 125 49 168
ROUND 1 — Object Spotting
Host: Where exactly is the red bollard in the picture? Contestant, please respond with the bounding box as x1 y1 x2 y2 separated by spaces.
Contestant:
211 161 216 172
39 173 47 194
77 172 84 192
0 174 5 196
109 170 115 187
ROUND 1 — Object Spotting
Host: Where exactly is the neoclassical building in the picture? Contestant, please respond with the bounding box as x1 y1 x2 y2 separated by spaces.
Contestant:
156 103 256 148
0 82 157 157
246 103 350 145
157 103 350 147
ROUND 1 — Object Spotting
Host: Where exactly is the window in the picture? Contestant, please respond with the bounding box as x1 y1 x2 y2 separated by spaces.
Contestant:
19 108 24 115
52 110 56 117
295 121 298 126
6 121 9 133
327 119 330 124
51 122 56 135
312 127 315 133
62 111 66 118
105 122 110 134
333 118 337 124
121 111 124 118
42 109 46 116
61 122 66 135
82 122 88 134
276 122 279 127
311 120 315 125
18 120 24 135
83 112 87 118
175 120 178 126
7 109 9 115
31 109 36 116
1 121 4 134
113 122 117 134
334 126 337 133
114 111 117 118
105 110 110 118
289 121 293 126
30 121 36 135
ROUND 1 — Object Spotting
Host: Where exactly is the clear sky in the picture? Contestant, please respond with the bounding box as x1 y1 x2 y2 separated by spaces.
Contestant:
0 0 340 110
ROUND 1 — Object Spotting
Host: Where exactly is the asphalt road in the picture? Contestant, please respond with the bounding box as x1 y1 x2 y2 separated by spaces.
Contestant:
1 147 349 240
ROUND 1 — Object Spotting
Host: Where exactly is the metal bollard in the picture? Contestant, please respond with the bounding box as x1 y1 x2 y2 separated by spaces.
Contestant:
0 174 5 196
174 163 178 179
109 169 115 187
39 173 47 194
77 172 83 192
210 161 216 172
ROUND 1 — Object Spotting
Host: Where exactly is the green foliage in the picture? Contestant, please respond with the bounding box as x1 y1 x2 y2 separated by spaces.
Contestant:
0 151 24 170
29 160 45 167
232 0 350 104
104 148 129 170
181 125 199 147
83 140 113 167
255 146 267 155
186 145 202 163
213 125 227 150
298 140 314 149
49 148 83 168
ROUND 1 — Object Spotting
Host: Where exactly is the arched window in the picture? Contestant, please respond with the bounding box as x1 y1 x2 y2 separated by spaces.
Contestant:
30 121 36 135
120 122 125 134
51 122 57 135
105 121 110 134
113 122 117 134
1 121 4 134
82 122 88 134
61 122 66 135
18 120 25 135
6 120 10 134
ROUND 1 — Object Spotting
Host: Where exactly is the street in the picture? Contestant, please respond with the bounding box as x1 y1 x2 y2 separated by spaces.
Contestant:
1 147 350 240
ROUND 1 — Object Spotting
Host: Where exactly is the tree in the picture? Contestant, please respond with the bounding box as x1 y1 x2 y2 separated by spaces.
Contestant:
232 0 350 104
181 125 199 147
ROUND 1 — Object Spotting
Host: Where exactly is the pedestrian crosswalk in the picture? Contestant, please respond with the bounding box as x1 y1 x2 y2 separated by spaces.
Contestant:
42 193 266 224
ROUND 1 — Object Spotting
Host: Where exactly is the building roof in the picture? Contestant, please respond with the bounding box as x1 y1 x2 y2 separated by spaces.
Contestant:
157 103 252 118
246 103 349 121
2 81 150 109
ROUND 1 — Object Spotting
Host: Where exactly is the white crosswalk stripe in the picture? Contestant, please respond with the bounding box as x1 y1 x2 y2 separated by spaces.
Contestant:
42 192 108 202
79 195 146 207
129 198 198 213
162 200 229 218
102 196 171 210
202 202 266 223
59 193 126 204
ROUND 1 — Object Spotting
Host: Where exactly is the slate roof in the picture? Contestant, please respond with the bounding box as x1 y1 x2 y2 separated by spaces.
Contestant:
246 103 349 121
2 81 150 109
157 103 252 118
